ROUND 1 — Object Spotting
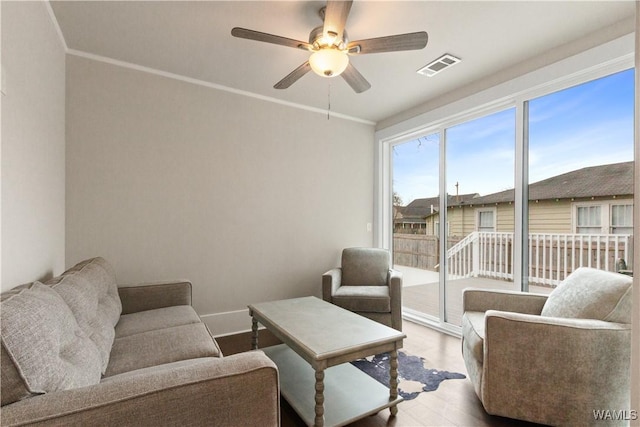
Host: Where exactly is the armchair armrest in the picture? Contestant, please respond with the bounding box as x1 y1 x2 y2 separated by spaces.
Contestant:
388 269 402 296
388 269 403 331
118 280 192 314
463 288 548 315
1 352 280 427
322 268 342 301
482 310 631 422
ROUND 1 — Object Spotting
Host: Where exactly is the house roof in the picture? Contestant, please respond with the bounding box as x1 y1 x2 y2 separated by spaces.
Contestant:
471 161 634 205
397 161 634 220
399 193 479 219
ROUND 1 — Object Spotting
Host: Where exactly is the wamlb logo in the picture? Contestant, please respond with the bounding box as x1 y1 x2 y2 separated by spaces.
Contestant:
592 409 638 421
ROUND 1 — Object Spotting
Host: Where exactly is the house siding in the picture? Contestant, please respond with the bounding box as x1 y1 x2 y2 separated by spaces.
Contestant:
408 195 633 238
528 200 573 234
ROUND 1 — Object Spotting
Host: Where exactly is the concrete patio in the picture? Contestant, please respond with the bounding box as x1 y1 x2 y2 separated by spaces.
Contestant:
395 265 553 326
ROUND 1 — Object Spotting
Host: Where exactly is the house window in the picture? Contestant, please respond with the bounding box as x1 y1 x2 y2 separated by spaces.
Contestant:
611 204 633 234
576 205 602 234
574 203 634 235
476 209 495 232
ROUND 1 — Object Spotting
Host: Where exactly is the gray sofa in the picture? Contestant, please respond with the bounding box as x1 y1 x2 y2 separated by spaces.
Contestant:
461 267 633 426
1 257 279 426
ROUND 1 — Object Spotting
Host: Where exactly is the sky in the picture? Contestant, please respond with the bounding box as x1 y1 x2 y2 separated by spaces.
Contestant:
392 68 635 206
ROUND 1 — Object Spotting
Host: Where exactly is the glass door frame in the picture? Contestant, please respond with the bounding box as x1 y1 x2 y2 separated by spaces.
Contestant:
380 101 521 334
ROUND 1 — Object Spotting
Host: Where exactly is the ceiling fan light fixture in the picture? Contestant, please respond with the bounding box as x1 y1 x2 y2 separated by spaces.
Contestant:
309 48 349 77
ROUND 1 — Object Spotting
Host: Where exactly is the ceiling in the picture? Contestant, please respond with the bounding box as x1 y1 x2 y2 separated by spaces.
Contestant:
50 1 635 124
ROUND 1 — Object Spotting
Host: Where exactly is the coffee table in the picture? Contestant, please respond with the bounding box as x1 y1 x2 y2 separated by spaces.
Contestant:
248 296 406 427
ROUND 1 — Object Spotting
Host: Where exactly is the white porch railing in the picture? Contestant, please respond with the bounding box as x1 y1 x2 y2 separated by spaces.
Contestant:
446 231 633 287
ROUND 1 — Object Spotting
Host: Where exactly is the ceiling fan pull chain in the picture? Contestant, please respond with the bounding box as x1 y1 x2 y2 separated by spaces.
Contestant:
327 82 331 120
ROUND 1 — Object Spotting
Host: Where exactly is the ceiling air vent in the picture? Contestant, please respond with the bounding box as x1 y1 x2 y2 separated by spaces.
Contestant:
417 54 461 77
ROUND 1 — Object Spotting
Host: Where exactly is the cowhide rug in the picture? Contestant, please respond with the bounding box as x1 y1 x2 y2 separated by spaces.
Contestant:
350 351 466 400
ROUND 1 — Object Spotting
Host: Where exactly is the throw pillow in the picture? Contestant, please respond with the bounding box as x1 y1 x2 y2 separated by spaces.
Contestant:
1 282 102 405
540 267 633 323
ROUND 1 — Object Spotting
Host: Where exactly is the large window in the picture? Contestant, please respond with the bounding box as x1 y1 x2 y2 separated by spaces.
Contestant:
377 43 634 334
529 69 634 282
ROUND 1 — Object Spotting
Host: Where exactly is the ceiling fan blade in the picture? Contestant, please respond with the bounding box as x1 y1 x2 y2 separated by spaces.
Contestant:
231 27 311 51
274 62 312 89
323 0 352 43
347 31 428 54
341 63 371 93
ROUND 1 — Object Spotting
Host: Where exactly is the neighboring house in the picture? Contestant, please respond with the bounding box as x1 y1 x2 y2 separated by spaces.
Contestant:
394 193 479 235
396 161 634 238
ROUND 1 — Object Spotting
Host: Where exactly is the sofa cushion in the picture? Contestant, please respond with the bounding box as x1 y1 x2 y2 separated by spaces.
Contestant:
541 267 633 323
332 285 391 313
115 305 201 338
1 282 103 406
341 248 390 286
47 257 122 372
104 323 222 377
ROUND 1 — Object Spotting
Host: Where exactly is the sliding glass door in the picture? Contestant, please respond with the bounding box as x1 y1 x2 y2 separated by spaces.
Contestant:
392 108 516 328
444 108 516 326
386 67 634 332
392 134 441 322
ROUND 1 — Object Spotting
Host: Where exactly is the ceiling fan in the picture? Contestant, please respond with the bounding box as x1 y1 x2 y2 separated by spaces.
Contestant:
231 0 428 93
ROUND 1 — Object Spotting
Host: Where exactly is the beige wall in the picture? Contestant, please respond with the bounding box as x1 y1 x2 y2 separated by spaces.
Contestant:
65 55 375 334
1 1 66 291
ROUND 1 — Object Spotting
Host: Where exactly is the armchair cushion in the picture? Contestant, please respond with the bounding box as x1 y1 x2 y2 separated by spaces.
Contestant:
461 311 485 363
332 286 391 313
341 247 390 286
541 267 633 323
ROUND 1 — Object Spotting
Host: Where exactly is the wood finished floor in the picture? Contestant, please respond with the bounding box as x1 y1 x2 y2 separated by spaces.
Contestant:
217 321 545 427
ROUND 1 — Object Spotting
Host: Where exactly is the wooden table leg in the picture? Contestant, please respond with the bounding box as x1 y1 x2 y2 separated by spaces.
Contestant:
251 316 259 350
389 349 399 416
314 369 325 427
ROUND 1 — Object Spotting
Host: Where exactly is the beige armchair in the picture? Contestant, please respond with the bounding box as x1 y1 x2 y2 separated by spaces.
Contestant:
461 267 633 426
322 247 402 331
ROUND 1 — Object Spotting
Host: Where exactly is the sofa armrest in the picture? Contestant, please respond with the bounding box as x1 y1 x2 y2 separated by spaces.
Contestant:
118 280 192 314
1 352 279 427
482 310 631 422
322 268 342 301
462 288 548 315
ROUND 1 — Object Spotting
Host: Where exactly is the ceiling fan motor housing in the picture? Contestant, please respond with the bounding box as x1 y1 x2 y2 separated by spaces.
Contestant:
309 26 347 50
